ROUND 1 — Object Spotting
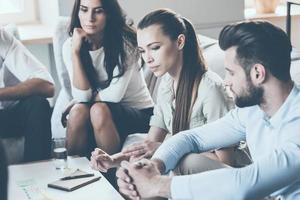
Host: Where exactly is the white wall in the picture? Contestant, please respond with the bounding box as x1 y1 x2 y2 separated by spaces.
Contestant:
56 0 245 38
22 0 60 105
59 0 75 16
37 0 59 26
118 0 244 39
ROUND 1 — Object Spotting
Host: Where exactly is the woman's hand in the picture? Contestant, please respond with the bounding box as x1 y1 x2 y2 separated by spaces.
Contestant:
122 140 161 161
90 148 116 172
61 100 77 128
72 28 89 54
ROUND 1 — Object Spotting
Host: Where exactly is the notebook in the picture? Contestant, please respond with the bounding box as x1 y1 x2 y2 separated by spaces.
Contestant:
48 169 101 192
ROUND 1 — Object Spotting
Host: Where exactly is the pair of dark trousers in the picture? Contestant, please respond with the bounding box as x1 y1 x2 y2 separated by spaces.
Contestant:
0 96 52 162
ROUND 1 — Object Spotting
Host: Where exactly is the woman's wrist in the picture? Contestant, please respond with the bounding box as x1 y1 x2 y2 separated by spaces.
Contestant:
72 49 81 56
111 152 129 167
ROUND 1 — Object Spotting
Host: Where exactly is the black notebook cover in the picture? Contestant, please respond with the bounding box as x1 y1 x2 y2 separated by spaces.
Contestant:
48 170 100 192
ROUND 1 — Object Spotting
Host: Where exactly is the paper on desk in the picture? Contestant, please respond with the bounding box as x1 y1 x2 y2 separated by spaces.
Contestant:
16 179 55 200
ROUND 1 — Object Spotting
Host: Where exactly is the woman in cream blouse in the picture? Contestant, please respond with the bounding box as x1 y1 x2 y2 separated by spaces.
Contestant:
90 9 241 174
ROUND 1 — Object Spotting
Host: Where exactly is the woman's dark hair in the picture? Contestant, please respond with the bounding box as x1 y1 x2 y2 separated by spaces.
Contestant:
68 0 137 90
0 143 8 200
138 9 207 134
219 20 292 81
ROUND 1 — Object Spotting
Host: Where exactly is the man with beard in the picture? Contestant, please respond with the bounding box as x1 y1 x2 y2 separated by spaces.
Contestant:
116 21 300 200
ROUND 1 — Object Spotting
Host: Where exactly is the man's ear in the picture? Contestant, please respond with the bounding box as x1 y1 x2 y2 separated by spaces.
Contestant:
251 64 266 84
177 34 185 50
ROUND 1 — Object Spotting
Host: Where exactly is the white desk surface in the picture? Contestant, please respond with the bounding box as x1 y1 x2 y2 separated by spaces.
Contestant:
8 157 124 200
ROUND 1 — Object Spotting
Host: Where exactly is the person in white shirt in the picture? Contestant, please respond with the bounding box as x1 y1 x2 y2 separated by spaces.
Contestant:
0 29 54 162
63 0 153 159
117 21 300 200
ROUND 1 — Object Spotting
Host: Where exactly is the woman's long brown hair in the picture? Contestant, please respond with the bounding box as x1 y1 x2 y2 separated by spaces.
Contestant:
68 0 137 91
138 9 207 134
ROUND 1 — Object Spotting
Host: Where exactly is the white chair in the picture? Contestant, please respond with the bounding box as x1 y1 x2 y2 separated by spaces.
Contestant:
51 17 73 138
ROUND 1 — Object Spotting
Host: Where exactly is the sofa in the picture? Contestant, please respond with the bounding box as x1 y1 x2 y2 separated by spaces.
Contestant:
2 17 300 164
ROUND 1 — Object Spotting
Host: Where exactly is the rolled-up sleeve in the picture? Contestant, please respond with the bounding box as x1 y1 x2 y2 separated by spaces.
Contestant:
71 87 92 102
1 29 53 84
202 81 233 123
170 140 300 200
154 109 300 200
149 103 168 130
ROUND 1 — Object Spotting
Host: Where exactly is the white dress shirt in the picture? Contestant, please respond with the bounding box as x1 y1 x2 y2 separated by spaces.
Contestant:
0 28 54 109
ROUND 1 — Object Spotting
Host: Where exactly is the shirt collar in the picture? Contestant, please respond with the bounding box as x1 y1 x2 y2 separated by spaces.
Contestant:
262 85 298 127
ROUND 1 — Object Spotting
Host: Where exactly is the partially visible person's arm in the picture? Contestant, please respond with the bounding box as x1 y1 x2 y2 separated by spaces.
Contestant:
153 110 300 200
122 81 169 159
63 32 93 103
152 109 245 173
201 72 236 165
0 29 54 100
0 78 54 100
71 28 91 92
169 135 300 200
90 148 130 172
122 126 167 160
121 138 300 200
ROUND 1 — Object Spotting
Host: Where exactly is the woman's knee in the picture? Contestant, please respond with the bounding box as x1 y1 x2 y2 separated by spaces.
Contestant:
68 104 90 125
90 102 112 126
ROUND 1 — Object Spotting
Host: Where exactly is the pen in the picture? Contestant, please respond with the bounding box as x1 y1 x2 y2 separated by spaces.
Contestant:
40 190 54 200
60 173 94 180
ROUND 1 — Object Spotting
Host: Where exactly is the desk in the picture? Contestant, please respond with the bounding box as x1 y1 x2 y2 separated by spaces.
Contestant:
286 0 300 38
8 157 124 200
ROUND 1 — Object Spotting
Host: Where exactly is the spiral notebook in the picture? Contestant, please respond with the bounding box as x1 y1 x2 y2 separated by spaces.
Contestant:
48 169 101 192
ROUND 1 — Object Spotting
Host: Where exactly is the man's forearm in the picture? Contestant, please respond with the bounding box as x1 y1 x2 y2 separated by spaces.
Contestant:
0 78 54 100
150 159 172 198
152 158 166 174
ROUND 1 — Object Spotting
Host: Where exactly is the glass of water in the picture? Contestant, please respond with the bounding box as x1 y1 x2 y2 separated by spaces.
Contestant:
52 138 68 170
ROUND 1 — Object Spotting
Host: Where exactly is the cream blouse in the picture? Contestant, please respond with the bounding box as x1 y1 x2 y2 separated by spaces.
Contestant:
149 70 233 134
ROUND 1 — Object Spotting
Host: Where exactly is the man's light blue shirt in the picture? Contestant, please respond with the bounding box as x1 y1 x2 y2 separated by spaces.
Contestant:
152 85 300 200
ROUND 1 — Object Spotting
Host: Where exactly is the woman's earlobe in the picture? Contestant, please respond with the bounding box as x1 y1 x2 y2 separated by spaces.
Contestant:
177 34 185 50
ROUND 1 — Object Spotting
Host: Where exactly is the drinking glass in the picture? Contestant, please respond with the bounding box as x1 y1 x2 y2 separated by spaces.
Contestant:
52 138 68 170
